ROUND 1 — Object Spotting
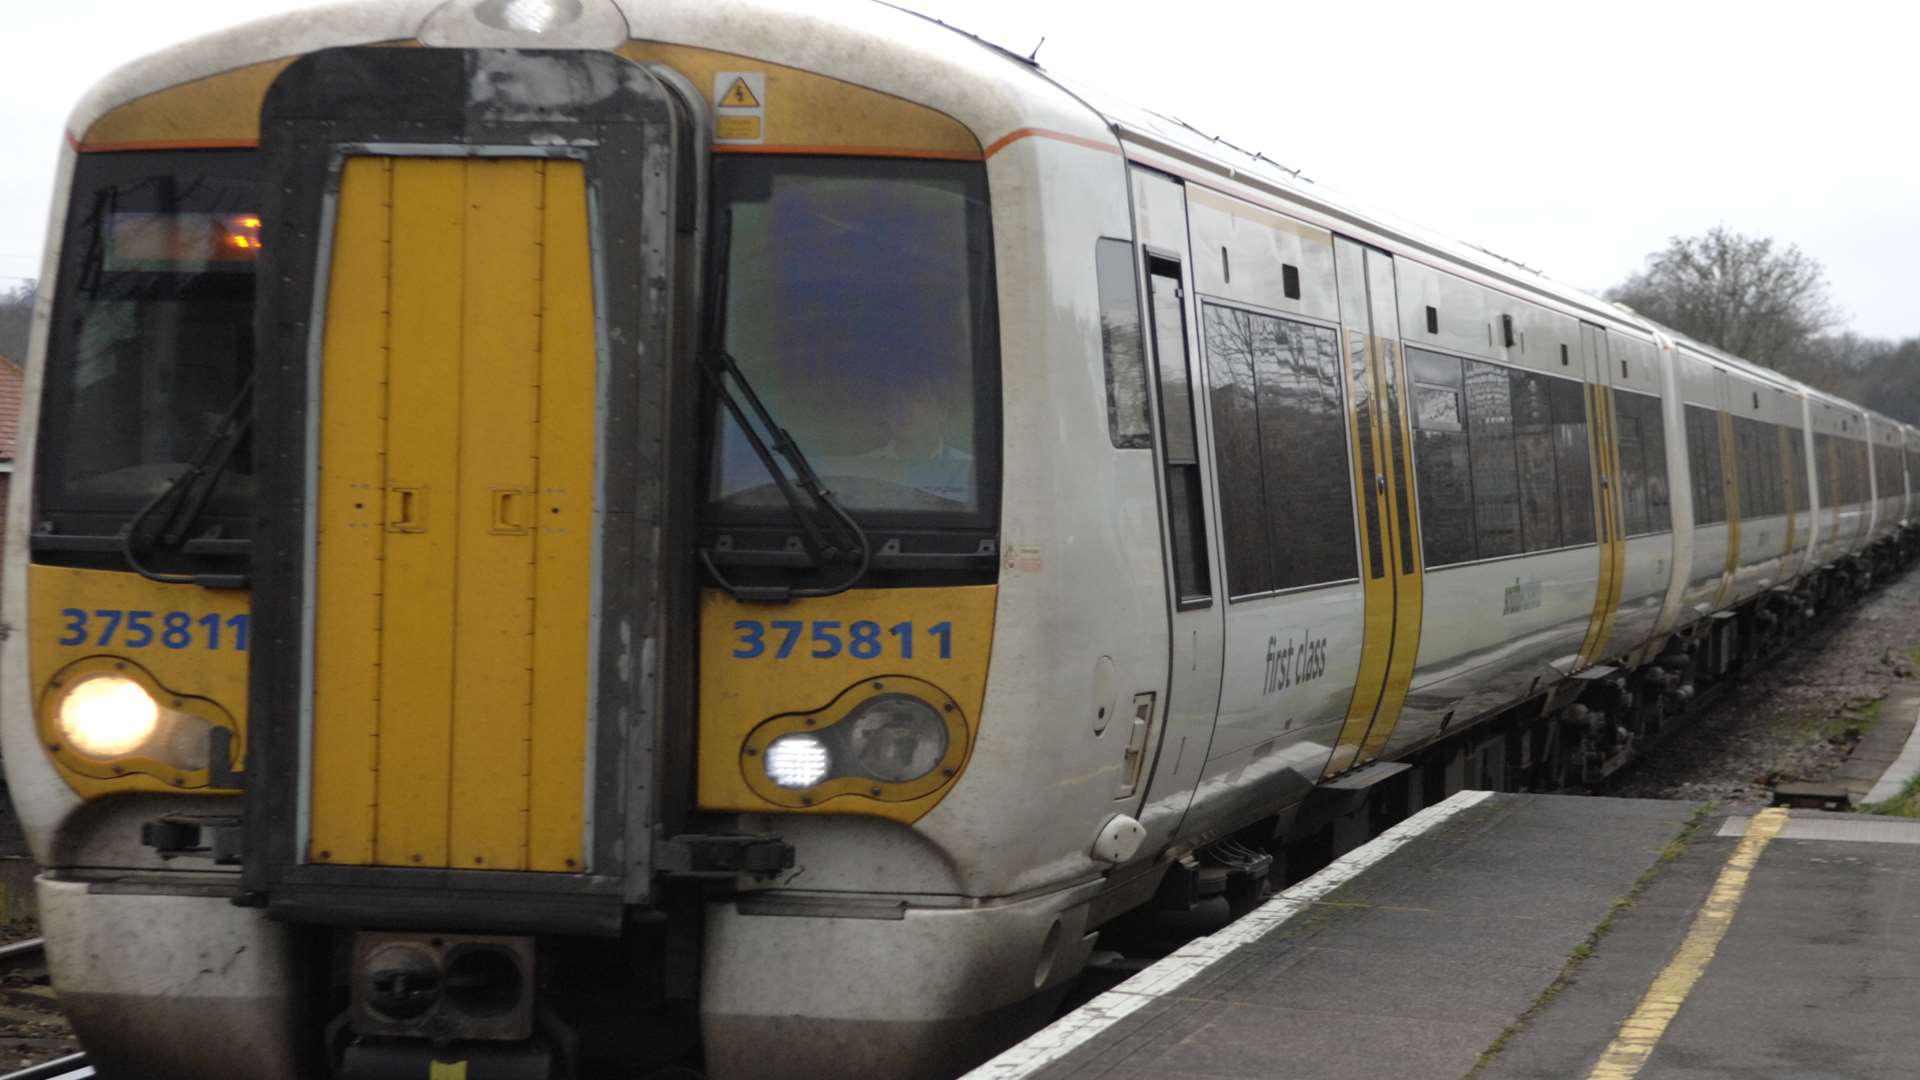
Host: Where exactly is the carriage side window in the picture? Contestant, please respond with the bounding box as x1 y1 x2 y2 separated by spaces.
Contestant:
1875 438 1902 504
1464 360 1521 558
1814 432 1836 508
1510 370 1561 551
1201 303 1355 596
1733 416 1786 518
1201 304 1273 595
1550 377 1596 546
1408 349 1475 566
1148 261 1212 607
1096 239 1152 450
1685 405 1727 525
1788 427 1810 512
1613 390 1650 536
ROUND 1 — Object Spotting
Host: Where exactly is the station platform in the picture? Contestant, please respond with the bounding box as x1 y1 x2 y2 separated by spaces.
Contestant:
969 789 1920 1080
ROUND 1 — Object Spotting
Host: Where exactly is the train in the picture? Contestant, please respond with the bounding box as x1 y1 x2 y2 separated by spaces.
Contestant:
6 0 1915 1077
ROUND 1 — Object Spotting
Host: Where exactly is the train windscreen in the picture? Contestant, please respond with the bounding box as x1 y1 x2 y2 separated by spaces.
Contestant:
37 150 259 538
705 156 999 528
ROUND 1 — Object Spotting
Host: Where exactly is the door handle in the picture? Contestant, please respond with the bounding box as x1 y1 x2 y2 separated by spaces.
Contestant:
490 488 529 535
386 485 427 533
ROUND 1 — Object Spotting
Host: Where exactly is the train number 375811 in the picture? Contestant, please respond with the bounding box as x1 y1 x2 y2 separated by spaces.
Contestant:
732 619 952 661
59 608 252 651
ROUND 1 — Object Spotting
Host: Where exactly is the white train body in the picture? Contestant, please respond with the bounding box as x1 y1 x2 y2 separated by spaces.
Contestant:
5 2 1914 1078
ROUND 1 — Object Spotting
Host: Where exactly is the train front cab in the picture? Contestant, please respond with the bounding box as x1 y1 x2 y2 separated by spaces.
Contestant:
5 9 1115 1077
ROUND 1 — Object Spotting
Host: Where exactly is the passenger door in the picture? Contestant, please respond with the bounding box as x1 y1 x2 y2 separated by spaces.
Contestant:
1324 239 1423 774
1574 323 1625 669
1126 168 1225 846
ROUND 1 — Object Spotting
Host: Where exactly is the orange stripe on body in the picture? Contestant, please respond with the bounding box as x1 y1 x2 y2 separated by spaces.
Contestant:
983 127 1120 158
713 142 982 161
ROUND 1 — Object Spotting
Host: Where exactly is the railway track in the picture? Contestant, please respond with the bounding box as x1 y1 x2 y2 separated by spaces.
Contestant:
0 940 87 1080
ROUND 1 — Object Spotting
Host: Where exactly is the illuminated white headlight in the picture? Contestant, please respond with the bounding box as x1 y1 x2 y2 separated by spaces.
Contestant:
765 735 831 790
58 675 160 758
844 694 949 783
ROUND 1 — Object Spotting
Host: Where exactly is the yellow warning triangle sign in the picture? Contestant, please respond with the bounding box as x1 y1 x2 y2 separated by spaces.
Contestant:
719 78 760 109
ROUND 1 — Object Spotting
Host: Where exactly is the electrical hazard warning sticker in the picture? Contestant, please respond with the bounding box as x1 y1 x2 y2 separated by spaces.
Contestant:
713 71 766 145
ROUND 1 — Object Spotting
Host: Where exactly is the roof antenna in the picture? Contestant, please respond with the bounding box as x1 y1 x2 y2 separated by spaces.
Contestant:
1028 35 1046 62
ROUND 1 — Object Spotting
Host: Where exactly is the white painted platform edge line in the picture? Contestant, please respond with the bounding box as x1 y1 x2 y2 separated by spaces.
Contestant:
960 789 1498 1080
1863 698 1920 804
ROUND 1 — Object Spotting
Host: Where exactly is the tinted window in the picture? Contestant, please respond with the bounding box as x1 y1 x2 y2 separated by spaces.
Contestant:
1201 303 1355 595
1410 348 1594 564
1465 360 1521 558
1202 304 1272 595
1096 239 1152 450
1511 370 1560 551
1614 390 1670 535
709 157 997 522
1551 378 1596 546
1686 405 1727 525
1614 391 1651 536
1408 349 1475 566
1788 427 1810 512
1151 266 1210 606
1875 438 1903 504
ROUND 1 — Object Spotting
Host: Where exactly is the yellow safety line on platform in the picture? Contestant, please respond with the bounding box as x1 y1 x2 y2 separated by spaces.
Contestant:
1586 807 1789 1080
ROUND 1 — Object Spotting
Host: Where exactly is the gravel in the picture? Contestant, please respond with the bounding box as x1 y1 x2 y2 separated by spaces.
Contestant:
1610 566 1920 807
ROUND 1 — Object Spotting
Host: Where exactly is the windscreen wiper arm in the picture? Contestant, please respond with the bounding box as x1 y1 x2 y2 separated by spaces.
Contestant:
701 350 872 601
121 374 254 589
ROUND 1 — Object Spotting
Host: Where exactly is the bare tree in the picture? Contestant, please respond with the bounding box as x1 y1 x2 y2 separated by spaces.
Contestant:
1606 227 1841 369
0 280 34 363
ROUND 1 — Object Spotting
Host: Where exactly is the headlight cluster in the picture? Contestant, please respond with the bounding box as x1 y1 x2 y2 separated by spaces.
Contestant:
743 678 968 806
41 661 234 781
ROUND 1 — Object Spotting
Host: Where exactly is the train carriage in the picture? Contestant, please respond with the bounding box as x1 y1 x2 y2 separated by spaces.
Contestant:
6 2 1916 1078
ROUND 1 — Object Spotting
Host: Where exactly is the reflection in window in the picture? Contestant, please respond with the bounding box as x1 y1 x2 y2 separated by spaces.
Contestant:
1466 360 1521 558
1095 239 1152 450
1200 304 1355 596
1512 371 1560 550
1687 405 1727 526
1613 390 1671 536
1551 379 1596 545
708 157 997 520
1409 350 1475 566
1408 347 1597 565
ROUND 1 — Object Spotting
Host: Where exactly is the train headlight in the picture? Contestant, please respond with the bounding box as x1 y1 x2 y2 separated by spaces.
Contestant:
57 675 160 758
39 658 240 793
764 735 832 789
843 694 948 783
741 677 970 808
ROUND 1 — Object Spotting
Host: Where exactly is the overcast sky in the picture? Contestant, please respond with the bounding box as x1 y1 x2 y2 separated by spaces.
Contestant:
4 1 1915 339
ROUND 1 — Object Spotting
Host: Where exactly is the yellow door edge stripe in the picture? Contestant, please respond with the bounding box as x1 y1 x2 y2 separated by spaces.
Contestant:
1358 336 1423 761
1713 411 1741 608
1326 334 1393 778
1586 807 1788 1080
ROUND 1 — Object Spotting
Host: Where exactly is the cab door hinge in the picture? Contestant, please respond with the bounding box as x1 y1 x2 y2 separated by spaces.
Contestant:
658 833 796 880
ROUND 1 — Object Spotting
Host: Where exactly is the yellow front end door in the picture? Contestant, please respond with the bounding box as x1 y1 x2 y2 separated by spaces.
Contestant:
308 156 598 873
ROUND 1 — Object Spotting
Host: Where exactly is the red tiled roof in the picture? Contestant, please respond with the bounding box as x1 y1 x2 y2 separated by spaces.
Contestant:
0 355 22 461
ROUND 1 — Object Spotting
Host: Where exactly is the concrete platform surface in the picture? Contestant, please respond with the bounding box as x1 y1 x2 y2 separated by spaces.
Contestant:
970 791 1920 1080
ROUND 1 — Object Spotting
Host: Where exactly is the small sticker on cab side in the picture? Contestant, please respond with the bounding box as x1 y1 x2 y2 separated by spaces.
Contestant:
713 71 766 145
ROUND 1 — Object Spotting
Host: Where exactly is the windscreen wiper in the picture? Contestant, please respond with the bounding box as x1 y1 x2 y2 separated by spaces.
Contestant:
121 374 253 589
700 212 870 602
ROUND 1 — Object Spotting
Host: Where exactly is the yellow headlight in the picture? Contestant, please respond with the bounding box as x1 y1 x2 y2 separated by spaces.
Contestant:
57 675 161 758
